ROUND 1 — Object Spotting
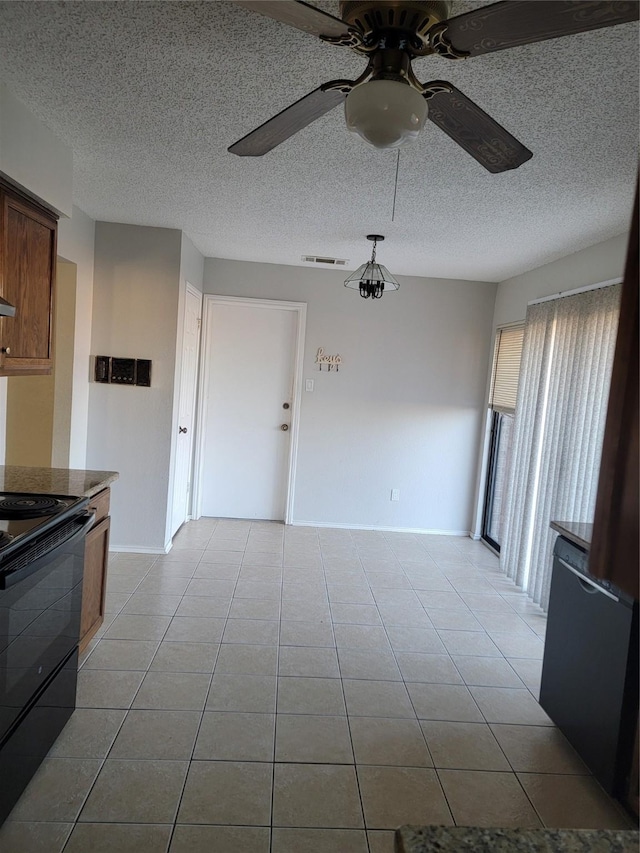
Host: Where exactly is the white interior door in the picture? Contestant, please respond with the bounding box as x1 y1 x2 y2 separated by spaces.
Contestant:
171 284 202 535
200 300 298 520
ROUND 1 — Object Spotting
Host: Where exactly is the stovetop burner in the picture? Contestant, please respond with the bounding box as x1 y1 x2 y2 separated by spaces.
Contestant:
0 496 66 519
0 492 89 563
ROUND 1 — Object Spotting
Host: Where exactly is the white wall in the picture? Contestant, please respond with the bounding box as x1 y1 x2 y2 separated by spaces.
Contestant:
88 222 182 551
203 259 497 534
492 233 627 328
0 84 72 217
57 205 96 468
179 233 204 295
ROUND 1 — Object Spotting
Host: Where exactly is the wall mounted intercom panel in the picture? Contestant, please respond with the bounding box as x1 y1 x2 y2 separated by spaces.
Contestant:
94 356 152 386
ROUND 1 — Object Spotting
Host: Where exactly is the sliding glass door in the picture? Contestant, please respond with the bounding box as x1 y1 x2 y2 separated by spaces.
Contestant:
481 324 524 553
482 410 515 552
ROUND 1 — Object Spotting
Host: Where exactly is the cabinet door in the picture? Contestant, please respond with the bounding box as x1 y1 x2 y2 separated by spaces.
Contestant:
0 190 57 375
590 186 638 599
79 516 111 652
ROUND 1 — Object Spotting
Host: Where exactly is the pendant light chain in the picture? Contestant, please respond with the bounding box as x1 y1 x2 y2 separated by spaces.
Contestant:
391 150 400 223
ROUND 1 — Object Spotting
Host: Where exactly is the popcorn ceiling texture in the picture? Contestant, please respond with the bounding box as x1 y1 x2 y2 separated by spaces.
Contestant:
0 1 637 281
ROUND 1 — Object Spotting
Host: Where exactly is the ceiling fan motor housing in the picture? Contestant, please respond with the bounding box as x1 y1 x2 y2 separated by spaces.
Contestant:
339 0 450 54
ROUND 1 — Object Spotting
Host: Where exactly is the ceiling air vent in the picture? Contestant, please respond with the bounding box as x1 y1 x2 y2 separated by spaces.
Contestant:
302 255 349 266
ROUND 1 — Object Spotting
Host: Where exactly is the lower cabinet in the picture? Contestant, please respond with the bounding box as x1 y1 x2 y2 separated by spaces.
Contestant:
79 488 111 653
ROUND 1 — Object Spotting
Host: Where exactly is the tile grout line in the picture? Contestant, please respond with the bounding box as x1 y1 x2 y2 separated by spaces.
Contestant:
167 517 241 850
163 519 221 851
269 523 287 853
322 529 371 850
340 546 380 853
62 552 165 851
396 535 553 828
379 532 456 829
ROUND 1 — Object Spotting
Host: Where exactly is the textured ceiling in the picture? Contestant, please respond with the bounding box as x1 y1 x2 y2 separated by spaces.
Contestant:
0 1 637 281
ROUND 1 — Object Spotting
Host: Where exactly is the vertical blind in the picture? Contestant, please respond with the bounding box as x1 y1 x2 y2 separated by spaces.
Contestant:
500 283 621 610
489 325 525 414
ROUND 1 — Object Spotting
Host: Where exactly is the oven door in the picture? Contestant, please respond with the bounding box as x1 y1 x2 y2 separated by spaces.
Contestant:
0 511 94 741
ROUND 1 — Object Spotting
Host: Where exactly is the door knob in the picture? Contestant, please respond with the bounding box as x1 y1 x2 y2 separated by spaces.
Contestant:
281 424 289 431
179 426 188 434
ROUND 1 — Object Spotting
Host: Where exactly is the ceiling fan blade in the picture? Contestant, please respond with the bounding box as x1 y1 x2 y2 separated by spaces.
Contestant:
424 82 532 173
234 0 350 38
439 1 639 58
228 86 346 156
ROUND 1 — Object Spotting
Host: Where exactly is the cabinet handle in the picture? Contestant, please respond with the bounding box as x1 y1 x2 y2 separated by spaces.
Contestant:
1 347 10 355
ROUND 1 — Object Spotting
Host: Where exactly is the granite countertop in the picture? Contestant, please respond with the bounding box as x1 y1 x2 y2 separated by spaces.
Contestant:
550 520 593 552
395 827 640 853
0 466 119 499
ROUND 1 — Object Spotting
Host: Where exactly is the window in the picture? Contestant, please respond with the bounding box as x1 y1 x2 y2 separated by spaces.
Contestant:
481 325 524 552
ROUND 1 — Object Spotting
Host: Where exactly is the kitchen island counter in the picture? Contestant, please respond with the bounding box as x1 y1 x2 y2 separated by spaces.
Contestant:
0 465 118 498
395 827 639 852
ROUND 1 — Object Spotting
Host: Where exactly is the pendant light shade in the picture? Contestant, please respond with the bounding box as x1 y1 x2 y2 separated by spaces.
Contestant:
344 235 399 300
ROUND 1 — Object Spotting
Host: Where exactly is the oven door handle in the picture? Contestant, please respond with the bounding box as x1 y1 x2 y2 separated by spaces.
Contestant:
0 511 96 590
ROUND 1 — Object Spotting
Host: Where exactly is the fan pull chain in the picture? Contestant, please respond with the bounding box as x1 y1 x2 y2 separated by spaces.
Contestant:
391 150 400 222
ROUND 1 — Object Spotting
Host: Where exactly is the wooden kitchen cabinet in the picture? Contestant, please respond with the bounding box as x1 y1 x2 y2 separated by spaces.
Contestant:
590 185 638 601
0 181 57 376
79 488 111 652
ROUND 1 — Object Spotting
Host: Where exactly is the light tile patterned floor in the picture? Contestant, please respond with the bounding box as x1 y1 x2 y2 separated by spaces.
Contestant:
0 519 632 852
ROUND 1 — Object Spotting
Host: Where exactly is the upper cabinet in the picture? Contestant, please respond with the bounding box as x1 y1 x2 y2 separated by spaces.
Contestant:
590 187 638 600
0 182 58 376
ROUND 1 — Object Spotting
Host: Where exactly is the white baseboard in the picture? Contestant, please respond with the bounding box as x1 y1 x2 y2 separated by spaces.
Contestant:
290 520 470 536
110 545 169 555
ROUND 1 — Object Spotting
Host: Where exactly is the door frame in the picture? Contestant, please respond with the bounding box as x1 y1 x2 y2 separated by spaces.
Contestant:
170 281 203 538
192 295 307 524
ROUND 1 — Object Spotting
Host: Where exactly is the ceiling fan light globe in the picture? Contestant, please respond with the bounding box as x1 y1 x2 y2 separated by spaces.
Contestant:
345 79 428 149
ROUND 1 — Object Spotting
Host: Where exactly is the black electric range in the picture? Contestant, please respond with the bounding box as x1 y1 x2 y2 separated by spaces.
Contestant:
0 493 89 563
0 492 94 826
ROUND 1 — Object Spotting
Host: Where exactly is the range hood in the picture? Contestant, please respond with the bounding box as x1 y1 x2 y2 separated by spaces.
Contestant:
0 298 16 318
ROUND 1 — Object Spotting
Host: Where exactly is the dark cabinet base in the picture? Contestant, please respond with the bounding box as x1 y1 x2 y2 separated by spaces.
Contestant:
0 647 78 826
540 536 639 808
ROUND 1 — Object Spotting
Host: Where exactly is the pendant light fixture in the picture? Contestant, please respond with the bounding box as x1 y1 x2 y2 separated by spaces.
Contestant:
344 235 399 300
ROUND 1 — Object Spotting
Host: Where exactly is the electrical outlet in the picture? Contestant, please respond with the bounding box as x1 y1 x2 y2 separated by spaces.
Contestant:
391 489 400 501
305 379 314 392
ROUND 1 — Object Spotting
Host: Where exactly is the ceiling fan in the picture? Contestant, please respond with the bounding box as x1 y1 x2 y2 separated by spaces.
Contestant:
228 0 638 172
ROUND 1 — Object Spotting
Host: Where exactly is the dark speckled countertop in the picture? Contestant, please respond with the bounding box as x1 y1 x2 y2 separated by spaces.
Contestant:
395 827 639 852
0 466 118 499
550 520 593 552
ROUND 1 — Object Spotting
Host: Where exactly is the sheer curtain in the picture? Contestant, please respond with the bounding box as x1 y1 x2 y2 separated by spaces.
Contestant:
500 283 621 609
